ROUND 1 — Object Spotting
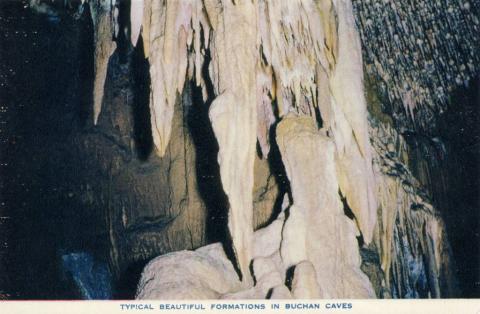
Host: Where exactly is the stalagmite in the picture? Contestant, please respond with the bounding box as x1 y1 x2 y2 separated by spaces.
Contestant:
136 243 243 299
276 115 375 298
270 285 293 299
254 0 378 243
291 261 322 299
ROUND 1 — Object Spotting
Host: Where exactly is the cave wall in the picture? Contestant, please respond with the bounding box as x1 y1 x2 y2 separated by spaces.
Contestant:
353 0 480 296
68 46 280 294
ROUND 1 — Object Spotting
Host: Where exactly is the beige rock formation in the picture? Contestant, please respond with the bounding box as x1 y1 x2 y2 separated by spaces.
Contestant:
24 0 463 301
276 115 375 298
134 0 378 299
206 0 258 285
142 0 193 156
269 285 292 299
291 261 322 299
136 243 243 299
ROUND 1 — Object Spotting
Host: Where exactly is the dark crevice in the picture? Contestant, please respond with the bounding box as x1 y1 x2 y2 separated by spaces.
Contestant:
249 260 257 286
113 259 149 299
338 190 365 247
261 119 292 226
338 190 355 220
131 34 153 160
313 105 324 129
285 265 296 291
265 288 274 299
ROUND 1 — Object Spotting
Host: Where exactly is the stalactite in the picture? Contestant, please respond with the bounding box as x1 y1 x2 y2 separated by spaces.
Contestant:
142 0 193 156
369 117 457 297
205 0 258 285
89 0 117 124
130 0 143 47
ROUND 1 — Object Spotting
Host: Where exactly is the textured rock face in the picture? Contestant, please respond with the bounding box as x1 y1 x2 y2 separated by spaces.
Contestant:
353 0 479 297
71 72 277 282
17 0 474 300
353 0 480 132
368 117 457 298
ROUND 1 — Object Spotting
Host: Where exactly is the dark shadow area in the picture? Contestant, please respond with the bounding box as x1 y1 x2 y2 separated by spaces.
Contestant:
113 259 149 299
259 118 292 227
339 190 356 220
437 76 480 297
338 190 365 247
115 0 130 65
0 1 110 299
313 105 324 129
0 1 76 298
131 35 153 160
249 259 257 285
285 265 296 291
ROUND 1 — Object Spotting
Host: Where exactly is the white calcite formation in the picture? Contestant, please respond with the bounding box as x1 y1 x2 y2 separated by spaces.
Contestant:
134 0 378 299
329 0 377 244
130 0 143 47
276 116 375 298
136 243 244 299
206 0 258 285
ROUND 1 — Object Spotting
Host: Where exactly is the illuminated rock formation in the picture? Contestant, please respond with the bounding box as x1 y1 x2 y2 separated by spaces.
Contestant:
137 0 377 299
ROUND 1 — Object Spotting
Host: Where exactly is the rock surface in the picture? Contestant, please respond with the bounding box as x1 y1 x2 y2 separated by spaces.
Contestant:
367 117 458 298
136 243 243 299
